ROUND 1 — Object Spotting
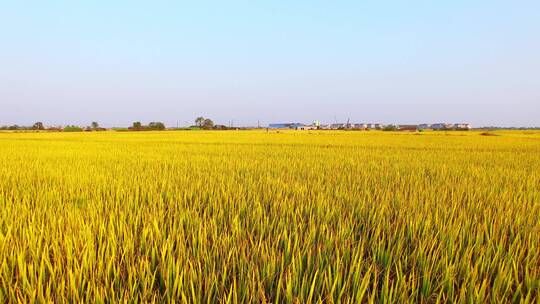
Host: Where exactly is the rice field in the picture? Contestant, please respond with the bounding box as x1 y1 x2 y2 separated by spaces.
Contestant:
0 130 538 303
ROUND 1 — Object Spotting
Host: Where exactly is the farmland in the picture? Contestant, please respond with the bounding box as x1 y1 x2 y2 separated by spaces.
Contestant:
0 130 538 302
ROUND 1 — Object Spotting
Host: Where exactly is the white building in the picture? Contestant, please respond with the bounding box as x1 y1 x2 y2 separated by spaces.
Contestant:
353 123 368 129
431 123 453 130
296 125 318 130
453 123 471 130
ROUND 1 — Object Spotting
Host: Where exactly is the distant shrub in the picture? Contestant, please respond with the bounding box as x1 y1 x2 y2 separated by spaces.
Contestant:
63 126 83 132
480 132 498 136
382 125 398 131
148 122 166 131
128 121 166 131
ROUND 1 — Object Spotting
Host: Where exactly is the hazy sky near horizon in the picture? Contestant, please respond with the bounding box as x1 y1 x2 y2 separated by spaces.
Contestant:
1 1 539 127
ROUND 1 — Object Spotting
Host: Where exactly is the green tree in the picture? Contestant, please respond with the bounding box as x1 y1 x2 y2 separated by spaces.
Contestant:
132 122 142 130
32 122 45 130
202 119 214 130
148 122 166 130
91 122 99 129
63 125 83 132
382 125 398 131
195 117 205 127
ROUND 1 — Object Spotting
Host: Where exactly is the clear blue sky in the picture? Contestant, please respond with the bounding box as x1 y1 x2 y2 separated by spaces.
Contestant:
1 1 539 127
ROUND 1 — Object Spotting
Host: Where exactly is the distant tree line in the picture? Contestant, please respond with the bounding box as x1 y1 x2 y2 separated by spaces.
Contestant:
128 121 166 131
127 117 224 131
0 122 48 131
382 125 398 131
476 126 540 130
1 117 243 132
0 121 106 132
194 117 215 129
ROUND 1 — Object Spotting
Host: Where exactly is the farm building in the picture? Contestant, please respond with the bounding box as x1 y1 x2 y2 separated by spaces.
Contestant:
329 123 345 129
431 123 453 130
366 123 382 129
296 125 318 130
353 123 368 129
398 125 418 131
268 123 304 129
453 123 471 130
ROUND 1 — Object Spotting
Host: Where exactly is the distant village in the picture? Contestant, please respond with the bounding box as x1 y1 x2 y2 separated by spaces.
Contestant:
268 122 471 131
2 119 538 132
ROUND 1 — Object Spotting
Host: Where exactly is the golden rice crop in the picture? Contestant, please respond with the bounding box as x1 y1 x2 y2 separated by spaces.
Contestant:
0 130 538 303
